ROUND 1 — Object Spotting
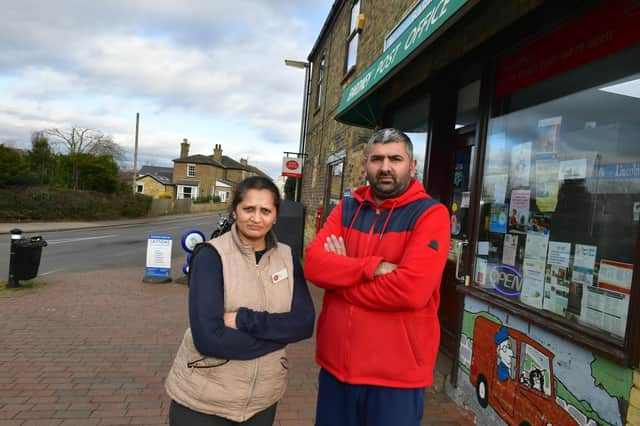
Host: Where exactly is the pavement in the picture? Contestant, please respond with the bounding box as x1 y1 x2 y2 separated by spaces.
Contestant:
0 212 223 235
0 214 476 426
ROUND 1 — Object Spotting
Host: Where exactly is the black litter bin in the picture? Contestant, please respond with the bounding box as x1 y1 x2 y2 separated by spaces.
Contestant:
13 236 47 280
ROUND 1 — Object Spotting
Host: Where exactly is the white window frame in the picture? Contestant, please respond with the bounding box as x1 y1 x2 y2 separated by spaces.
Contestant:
136 183 144 193
187 164 196 177
345 0 360 74
177 185 198 199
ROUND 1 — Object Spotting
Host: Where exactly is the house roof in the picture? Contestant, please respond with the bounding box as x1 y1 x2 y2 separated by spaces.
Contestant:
215 178 233 187
173 154 224 167
172 153 269 177
308 1 343 60
137 165 174 185
174 179 200 186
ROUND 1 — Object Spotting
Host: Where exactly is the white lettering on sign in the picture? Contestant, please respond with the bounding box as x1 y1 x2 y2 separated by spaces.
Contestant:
405 0 450 50
373 44 401 79
346 71 374 103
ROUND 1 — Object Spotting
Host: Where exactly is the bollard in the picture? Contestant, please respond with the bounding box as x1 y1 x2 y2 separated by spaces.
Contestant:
6 228 23 288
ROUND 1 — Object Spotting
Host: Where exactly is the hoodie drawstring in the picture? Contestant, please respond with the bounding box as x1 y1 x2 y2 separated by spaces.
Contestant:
379 201 397 240
346 202 365 243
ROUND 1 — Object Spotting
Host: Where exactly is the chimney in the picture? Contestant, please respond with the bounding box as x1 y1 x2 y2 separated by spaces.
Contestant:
180 138 190 159
213 144 222 162
240 158 248 166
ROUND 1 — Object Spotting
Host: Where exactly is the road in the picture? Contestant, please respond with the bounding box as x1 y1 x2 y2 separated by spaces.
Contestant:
0 214 225 279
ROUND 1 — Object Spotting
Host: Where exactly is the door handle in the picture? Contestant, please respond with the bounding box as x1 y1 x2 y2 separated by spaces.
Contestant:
455 239 469 282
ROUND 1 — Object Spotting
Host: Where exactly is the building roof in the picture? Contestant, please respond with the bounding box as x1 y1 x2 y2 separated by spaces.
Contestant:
172 153 269 177
215 178 234 187
137 165 174 185
174 179 200 186
308 0 343 60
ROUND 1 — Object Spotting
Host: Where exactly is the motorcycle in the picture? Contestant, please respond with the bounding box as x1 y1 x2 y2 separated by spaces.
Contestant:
210 214 233 239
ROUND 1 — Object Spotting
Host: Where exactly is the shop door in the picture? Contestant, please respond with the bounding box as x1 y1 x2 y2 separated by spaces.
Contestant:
437 129 476 359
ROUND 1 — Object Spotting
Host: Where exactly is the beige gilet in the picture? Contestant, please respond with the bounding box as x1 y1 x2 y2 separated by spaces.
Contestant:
165 225 294 422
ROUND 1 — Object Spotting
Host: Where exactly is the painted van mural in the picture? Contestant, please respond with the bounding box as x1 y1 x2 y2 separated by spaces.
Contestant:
448 297 632 426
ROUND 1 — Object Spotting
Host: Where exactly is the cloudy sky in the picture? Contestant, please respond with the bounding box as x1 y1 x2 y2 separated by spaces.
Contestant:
0 0 333 178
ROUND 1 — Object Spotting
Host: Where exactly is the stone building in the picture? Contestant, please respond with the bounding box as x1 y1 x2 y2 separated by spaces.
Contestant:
136 138 268 199
301 1 640 425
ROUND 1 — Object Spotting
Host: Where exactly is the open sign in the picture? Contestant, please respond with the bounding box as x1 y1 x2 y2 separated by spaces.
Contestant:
490 265 522 297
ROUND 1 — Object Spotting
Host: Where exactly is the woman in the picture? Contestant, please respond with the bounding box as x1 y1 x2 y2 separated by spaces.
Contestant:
166 176 315 426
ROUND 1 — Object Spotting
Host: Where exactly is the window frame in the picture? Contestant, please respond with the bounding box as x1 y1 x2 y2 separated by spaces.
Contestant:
316 55 326 111
344 0 360 77
187 164 196 177
136 183 144 193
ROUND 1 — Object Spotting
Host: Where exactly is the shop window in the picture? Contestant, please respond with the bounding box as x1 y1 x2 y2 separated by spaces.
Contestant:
187 164 196 177
316 55 325 110
390 94 430 184
345 0 360 75
323 156 345 221
474 46 640 345
456 80 481 129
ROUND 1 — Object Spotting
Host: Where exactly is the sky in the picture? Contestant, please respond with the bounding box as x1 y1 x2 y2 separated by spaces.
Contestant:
0 0 333 179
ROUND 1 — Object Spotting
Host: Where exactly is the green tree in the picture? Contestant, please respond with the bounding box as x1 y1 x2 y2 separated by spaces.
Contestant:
76 154 120 193
0 144 33 187
45 127 124 190
284 177 297 200
25 132 55 185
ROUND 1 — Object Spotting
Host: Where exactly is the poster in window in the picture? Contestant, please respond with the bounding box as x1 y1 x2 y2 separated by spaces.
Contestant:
502 234 519 266
559 158 587 180
534 156 559 212
573 244 597 286
520 259 546 309
528 212 551 235
598 260 633 294
509 189 531 229
581 286 629 338
543 242 572 316
486 132 509 175
537 116 562 154
489 203 508 234
511 142 532 188
483 174 508 204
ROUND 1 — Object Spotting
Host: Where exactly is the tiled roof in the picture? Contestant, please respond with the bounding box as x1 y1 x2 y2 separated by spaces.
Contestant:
137 165 174 185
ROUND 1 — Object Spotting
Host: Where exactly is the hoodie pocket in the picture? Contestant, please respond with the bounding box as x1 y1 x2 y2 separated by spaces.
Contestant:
402 318 424 366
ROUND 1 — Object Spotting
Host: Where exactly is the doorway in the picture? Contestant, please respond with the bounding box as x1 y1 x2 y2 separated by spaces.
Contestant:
437 128 476 359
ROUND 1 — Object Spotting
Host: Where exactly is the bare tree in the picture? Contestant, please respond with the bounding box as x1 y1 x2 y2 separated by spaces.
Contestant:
45 127 124 190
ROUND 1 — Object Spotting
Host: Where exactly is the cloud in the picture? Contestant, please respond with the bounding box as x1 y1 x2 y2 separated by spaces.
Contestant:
0 0 332 177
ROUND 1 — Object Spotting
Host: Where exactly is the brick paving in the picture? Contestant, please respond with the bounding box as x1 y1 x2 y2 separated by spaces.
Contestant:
0 264 474 425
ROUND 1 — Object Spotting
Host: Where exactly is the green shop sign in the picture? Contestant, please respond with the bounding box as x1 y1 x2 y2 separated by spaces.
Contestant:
337 0 467 115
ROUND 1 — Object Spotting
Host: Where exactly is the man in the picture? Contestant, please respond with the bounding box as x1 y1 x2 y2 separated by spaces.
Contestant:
304 128 450 426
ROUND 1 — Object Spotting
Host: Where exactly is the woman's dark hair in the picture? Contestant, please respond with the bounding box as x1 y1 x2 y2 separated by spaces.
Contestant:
230 176 281 215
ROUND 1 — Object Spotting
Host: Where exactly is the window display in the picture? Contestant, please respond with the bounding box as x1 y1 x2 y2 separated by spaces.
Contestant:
475 48 640 340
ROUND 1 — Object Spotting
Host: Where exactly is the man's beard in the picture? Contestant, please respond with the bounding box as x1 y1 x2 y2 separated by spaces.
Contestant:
369 172 409 200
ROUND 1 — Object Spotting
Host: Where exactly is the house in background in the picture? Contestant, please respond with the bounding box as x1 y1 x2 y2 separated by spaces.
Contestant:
135 165 175 198
136 138 268 200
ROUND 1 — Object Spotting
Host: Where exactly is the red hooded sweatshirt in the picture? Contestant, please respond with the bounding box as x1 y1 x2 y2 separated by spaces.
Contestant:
304 179 450 388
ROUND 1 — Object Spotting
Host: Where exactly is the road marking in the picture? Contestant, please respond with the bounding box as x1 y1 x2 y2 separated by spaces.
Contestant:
46 234 120 245
40 269 64 276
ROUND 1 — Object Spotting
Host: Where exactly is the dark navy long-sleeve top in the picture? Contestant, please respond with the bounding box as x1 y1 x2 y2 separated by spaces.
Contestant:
189 245 315 360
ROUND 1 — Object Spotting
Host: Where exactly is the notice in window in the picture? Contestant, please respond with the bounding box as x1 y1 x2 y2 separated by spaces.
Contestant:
573 244 597 286
598 260 633 294
537 116 562 154
581 286 629 338
511 142 532 188
489 203 508 234
524 232 549 263
559 158 587 180
543 242 572 316
520 259 546 309
502 234 519 266
534 157 559 212
509 189 531 229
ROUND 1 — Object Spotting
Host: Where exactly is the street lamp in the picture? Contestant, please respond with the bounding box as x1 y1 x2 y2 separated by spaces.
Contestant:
284 59 311 202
